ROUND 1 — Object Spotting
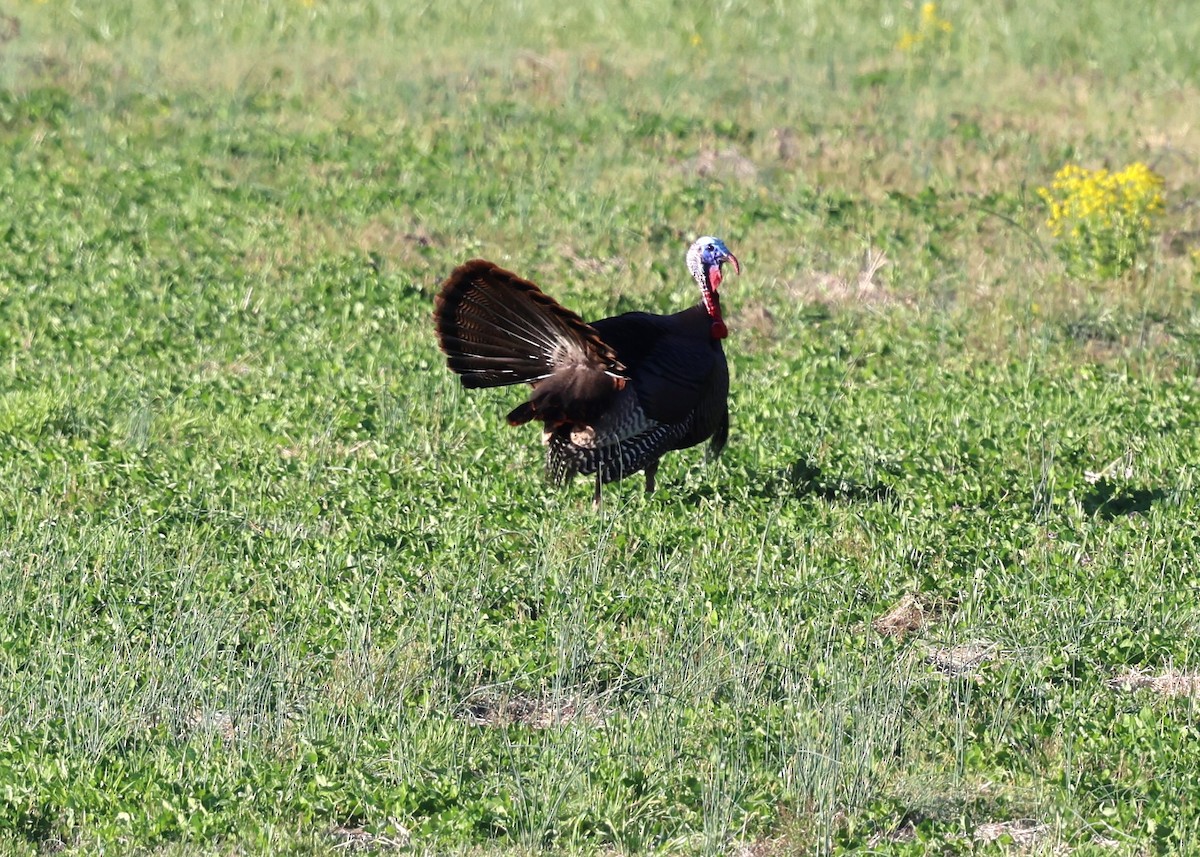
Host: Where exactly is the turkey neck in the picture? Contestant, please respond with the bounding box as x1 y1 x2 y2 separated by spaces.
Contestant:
703 291 728 340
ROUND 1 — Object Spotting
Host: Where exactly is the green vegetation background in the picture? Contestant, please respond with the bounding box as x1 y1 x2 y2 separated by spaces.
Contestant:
1 1 1199 853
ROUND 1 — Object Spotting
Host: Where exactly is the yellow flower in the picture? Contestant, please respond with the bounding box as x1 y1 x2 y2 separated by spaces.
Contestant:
896 30 921 52
1037 161 1165 277
921 3 952 31
897 3 953 53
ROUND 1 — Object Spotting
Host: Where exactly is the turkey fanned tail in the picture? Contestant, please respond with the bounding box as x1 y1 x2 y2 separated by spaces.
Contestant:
434 260 625 389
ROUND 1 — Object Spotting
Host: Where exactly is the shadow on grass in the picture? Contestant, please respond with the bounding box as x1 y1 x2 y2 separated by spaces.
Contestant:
1082 479 1166 519
667 458 893 506
733 458 894 504
786 459 894 503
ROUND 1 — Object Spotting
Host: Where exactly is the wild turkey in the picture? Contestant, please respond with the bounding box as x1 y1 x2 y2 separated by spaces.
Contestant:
433 236 740 504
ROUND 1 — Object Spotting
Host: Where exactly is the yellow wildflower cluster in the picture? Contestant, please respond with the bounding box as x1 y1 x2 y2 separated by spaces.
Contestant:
897 3 953 53
1037 162 1164 276
1040 163 1164 237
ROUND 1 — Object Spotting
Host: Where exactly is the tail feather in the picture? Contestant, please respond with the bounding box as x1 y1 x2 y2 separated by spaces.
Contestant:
434 259 625 389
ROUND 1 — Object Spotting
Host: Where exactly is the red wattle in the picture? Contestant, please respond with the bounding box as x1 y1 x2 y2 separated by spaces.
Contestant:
710 319 728 339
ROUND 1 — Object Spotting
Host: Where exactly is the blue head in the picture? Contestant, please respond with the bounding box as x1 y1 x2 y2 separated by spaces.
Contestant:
686 236 740 291
685 236 740 340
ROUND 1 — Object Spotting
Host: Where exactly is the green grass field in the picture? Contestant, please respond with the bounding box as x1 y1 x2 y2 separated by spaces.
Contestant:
2 1 1200 853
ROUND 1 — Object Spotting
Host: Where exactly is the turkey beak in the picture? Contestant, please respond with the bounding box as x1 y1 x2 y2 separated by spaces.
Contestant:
707 253 740 291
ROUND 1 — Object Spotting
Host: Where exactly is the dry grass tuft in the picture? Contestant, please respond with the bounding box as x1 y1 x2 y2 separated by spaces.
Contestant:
329 820 410 851
680 147 760 183
1110 667 1200 697
873 592 930 638
867 819 917 847
925 641 997 676
788 248 902 309
733 303 776 340
459 690 607 729
734 834 797 857
181 708 241 742
973 819 1049 849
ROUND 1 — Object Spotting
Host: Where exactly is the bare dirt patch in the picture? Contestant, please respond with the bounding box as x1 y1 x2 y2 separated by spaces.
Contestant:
559 244 628 278
352 220 441 269
0 14 20 45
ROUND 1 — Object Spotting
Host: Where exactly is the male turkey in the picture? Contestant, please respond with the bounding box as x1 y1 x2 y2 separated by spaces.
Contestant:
433 236 740 504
